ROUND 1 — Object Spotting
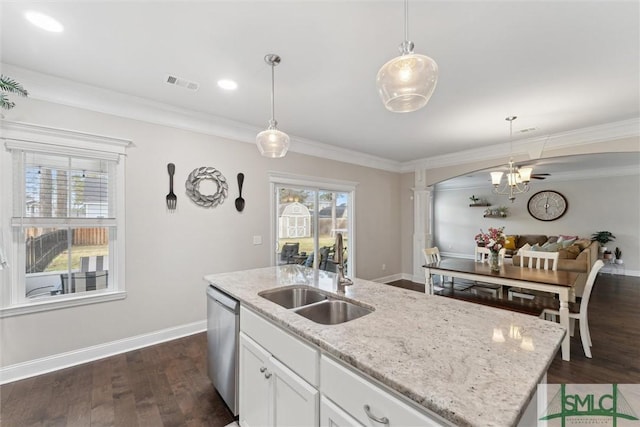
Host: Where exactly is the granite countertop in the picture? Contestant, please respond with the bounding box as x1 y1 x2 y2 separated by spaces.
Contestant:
204 265 565 427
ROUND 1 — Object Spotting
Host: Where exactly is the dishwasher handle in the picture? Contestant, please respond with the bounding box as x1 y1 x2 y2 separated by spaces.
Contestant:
207 285 239 314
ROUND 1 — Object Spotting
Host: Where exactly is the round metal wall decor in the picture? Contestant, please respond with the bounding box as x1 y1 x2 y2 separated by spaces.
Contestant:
185 166 228 208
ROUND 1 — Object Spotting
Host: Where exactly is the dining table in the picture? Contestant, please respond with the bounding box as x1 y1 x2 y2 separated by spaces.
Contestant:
424 258 581 361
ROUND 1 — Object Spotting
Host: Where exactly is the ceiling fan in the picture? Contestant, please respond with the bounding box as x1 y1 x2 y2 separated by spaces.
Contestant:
530 172 550 180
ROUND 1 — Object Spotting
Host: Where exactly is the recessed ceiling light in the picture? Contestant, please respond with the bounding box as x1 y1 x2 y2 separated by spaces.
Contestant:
217 79 238 91
25 11 64 33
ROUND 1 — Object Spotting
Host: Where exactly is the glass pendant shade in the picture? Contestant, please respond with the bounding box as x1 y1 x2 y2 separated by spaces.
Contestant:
376 53 438 113
257 53 289 158
518 167 533 182
490 171 504 186
256 127 290 158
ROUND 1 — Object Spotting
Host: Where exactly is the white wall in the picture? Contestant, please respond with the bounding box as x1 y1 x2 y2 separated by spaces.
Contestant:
0 97 402 367
433 175 640 274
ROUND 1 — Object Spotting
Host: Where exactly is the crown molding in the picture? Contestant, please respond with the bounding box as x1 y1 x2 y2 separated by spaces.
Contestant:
400 118 640 173
2 64 402 173
435 164 640 191
3 64 637 175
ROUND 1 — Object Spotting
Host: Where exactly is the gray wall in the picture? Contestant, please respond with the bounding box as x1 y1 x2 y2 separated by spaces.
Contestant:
0 97 402 366
433 175 640 274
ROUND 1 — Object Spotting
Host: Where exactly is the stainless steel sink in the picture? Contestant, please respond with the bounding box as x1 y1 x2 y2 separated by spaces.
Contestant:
259 286 328 309
293 300 373 325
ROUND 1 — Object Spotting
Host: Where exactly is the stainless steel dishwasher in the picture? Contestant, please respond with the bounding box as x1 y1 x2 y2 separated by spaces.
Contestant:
206 285 239 416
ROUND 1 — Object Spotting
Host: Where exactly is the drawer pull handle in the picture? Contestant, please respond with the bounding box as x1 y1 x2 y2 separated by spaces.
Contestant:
364 405 389 425
264 371 272 379
260 367 267 373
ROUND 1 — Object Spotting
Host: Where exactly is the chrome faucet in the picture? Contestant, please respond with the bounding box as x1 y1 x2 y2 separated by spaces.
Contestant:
335 233 353 292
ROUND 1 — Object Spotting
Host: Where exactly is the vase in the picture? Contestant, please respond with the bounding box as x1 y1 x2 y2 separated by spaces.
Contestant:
489 250 500 272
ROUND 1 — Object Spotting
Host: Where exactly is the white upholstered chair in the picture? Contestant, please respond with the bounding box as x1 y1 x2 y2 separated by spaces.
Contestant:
540 260 604 358
508 250 559 301
470 247 505 298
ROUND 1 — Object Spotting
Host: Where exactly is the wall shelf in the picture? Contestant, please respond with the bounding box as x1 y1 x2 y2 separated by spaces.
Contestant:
469 203 491 207
483 214 507 218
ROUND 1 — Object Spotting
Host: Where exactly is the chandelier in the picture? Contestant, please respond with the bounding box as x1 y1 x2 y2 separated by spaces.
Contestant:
490 116 533 202
256 54 290 158
376 0 438 113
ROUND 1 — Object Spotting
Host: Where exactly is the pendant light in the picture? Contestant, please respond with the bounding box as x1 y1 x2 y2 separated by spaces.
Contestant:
490 116 533 202
256 54 290 158
376 0 438 113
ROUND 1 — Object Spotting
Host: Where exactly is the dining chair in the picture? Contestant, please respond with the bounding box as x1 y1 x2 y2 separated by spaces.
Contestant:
539 260 604 358
59 270 109 294
508 250 559 301
423 247 474 292
280 242 300 264
423 247 446 291
80 255 108 272
470 247 505 298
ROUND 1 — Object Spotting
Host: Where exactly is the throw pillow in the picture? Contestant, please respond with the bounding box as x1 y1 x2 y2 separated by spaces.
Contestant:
517 243 532 254
574 239 591 250
532 242 562 252
558 234 578 242
504 235 517 250
546 236 559 244
545 242 561 252
529 243 541 252
565 245 581 259
561 238 576 248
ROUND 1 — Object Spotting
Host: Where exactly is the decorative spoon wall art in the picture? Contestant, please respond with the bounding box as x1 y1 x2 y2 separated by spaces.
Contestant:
235 173 245 212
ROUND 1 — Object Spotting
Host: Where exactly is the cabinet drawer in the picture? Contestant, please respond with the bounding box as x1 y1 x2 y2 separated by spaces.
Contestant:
241 305 319 386
321 356 449 427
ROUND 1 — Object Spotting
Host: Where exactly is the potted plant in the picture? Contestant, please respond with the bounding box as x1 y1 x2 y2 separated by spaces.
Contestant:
497 206 509 217
591 231 615 253
469 195 479 204
614 247 623 264
603 250 614 261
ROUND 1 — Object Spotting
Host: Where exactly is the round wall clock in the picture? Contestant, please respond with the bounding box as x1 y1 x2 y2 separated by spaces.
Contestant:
527 190 568 221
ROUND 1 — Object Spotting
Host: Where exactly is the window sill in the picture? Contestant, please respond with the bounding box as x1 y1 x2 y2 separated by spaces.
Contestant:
0 290 127 318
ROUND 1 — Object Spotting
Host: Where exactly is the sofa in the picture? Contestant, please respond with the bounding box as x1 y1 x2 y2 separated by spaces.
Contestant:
505 234 599 297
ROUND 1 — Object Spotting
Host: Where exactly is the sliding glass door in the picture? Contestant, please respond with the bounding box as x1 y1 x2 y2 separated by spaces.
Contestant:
271 174 355 276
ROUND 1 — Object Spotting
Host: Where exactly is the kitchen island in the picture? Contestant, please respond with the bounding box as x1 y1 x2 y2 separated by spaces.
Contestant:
204 265 565 427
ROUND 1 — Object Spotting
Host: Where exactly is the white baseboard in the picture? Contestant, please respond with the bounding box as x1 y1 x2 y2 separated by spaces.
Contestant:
371 273 404 283
0 320 206 385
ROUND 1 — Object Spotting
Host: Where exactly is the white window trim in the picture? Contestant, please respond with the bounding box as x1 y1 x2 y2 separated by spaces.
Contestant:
268 171 357 276
0 121 131 318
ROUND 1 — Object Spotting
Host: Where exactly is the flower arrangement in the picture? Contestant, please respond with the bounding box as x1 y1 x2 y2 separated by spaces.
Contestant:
474 227 507 252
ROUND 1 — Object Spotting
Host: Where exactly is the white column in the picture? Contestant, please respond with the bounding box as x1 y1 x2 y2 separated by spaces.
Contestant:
412 169 434 281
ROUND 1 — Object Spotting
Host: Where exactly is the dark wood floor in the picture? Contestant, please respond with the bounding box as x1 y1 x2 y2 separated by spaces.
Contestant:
1 273 637 426
388 272 640 384
0 334 234 427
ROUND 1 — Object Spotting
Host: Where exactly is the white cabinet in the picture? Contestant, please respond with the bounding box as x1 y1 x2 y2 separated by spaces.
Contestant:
239 332 319 427
239 332 270 427
321 355 450 427
320 396 363 427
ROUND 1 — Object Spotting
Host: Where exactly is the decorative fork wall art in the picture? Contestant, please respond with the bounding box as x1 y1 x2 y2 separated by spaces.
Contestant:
166 163 177 211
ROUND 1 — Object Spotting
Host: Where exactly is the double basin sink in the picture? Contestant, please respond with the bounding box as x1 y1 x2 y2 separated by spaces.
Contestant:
258 286 373 325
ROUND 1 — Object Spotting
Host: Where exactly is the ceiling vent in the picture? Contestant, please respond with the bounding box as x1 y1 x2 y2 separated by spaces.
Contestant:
165 75 199 91
519 127 537 133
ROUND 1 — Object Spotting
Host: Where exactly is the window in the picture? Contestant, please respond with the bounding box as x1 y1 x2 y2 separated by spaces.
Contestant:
0 122 130 317
269 172 356 276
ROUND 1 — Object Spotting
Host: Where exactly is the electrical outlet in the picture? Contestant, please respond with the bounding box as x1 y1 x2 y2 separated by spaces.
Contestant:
253 235 262 245
382 264 386 271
